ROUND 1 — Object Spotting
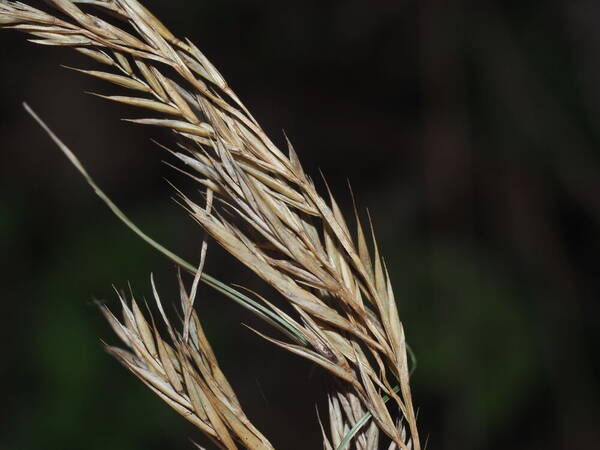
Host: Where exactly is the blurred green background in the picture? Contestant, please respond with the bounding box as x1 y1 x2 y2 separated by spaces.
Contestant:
1 0 599 448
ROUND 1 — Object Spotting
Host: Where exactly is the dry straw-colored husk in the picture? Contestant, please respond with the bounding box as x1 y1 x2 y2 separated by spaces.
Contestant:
102 273 274 450
0 1 420 449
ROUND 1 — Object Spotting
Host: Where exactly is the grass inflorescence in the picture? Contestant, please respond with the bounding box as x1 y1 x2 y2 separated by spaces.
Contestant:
1 1 420 449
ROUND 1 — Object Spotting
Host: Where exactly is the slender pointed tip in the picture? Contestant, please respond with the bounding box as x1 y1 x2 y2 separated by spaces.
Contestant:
22 101 34 116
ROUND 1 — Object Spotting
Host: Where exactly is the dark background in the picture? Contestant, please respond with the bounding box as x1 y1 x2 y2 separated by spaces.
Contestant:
1 0 599 449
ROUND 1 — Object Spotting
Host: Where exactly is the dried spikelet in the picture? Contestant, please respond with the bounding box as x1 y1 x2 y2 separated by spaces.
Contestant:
0 1 421 448
101 274 274 450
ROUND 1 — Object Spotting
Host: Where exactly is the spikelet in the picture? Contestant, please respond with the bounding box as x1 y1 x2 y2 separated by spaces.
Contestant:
101 274 274 450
